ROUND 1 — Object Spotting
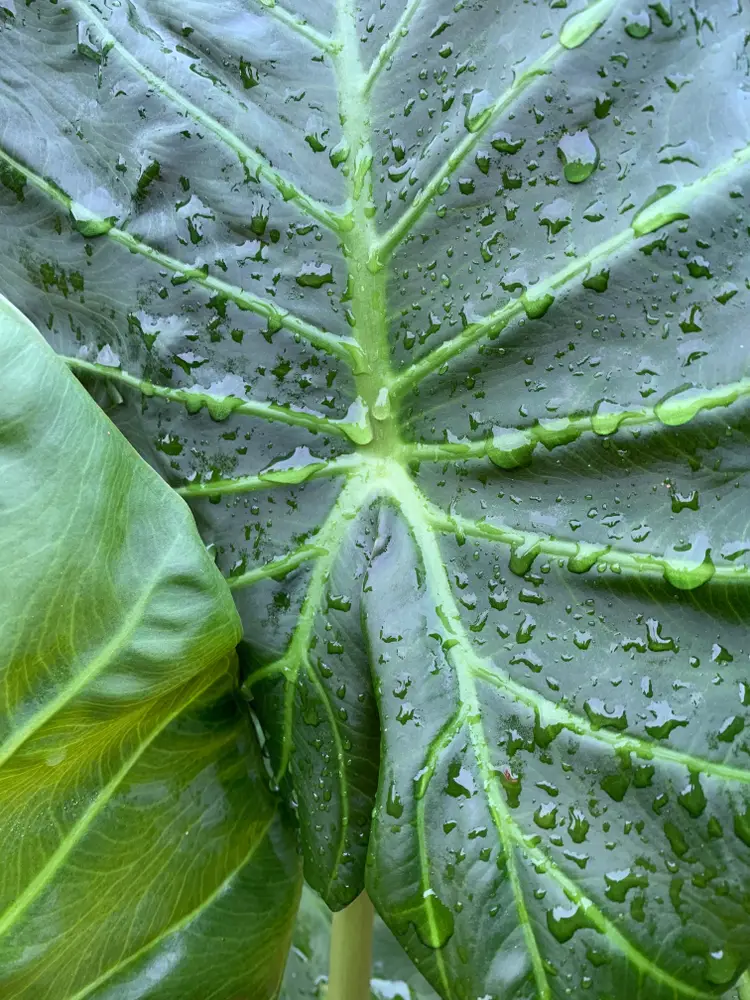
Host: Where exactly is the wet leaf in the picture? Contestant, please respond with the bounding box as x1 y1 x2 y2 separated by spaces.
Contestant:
2 0 750 997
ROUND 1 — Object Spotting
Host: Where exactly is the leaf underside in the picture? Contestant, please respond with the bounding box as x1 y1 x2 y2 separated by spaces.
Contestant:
2 0 750 997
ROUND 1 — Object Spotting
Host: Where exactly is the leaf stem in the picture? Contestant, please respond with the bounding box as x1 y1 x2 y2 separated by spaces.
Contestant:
327 891 375 1000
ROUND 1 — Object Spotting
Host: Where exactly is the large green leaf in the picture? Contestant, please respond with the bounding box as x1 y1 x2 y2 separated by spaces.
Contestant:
0 294 301 998
2 0 750 996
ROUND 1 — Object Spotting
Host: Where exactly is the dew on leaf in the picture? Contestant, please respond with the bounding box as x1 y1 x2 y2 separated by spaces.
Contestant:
534 803 558 830
547 903 596 943
663 536 714 590
296 262 334 288
487 427 535 469
584 698 628 730
341 396 373 444
414 889 455 949
645 701 688 739
678 774 707 818
260 447 327 485
539 198 572 237
559 0 618 48
491 132 525 154
557 130 599 184
624 10 652 36
464 90 494 133
717 715 744 743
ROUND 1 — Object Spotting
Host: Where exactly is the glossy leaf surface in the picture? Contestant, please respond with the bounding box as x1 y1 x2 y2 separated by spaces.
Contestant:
2 0 750 996
0 295 300 999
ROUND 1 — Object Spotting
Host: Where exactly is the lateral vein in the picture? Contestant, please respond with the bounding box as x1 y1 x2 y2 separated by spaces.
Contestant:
0 145 361 369
403 375 750 466
66 359 355 439
251 0 339 54
363 0 424 97
73 0 346 233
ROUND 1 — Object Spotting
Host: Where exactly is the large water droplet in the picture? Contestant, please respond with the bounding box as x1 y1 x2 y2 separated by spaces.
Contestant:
557 130 599 184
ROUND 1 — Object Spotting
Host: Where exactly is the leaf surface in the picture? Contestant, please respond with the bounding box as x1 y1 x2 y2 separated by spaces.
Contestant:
2 0 750 995
0 295 300 999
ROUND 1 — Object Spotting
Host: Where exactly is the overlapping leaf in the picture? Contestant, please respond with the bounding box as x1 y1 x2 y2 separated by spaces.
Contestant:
0 295 300 998
2 0 750 996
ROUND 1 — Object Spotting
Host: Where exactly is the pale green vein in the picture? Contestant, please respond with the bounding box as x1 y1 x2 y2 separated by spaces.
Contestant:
176 453 363 498
392 466 550 998
389 138 750 394
472 663 750 786
303 659 351 899
227 544 327 591
0 145 361 369
67 814 276 1000
0 542 175 771
73 0 347 233
389 230 631 395
412 706 468 999
66 358 356 439
251 0 339 54
107 227 361 367
388 467 720 998
739 972 750 1000
427 506 750 588
243 474 373 781
373 37 567 263
506 824 714 999
363 0 423 97
0 670 228 941
470 704 551 1000
403 375 750 466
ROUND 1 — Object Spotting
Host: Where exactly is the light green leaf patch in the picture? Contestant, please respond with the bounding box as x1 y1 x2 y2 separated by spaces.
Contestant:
0 296 300 999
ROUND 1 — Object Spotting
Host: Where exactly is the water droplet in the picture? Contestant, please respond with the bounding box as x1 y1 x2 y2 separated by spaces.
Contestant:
632 185 689 237
645 702 688 739
70 202 116 237
547 903 596 943
663 535 714 590
341 396 373 444
624 9 652 36
557 130 599 184
567 808 590 844
296 262 334 288
678 774 707 818
414 889 455 949
260 446 327 484
539 198 572 237
559 0 618 49
591 399 627 435
373 387 391 421
386 780 404 818
534 803 558 829
464 90 494 133
491 132 525 154
584 698 628 730
569 542 609 574
645 618 678 653
488 427 535 469
522 289 555 319
509 536 542 575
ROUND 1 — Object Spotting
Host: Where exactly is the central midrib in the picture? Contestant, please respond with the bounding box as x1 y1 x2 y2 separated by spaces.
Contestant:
334 0 401 459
